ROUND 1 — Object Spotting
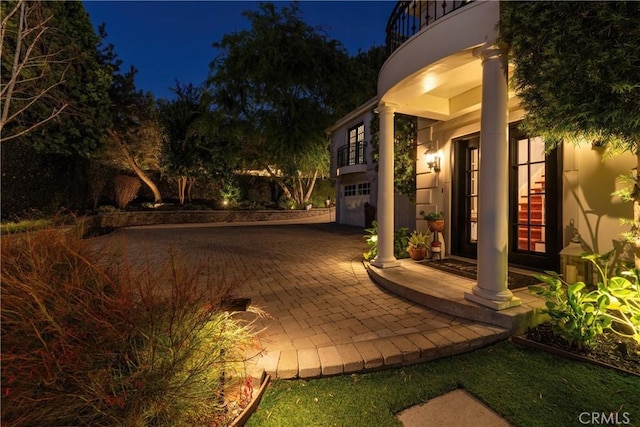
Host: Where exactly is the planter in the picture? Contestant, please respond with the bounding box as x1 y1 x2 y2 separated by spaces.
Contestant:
430 241 442 253
511 335 639 378
427 219 445 233
230 372 271 426
409 246 428 261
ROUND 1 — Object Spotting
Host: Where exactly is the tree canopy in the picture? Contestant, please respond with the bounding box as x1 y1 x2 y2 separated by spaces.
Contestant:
1 0 111 155
158 82 240 204
207 2 371 206
501 1 640 154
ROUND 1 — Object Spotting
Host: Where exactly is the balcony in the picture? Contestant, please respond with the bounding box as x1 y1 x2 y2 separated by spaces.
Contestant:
337 142 368 176
386 0 474 55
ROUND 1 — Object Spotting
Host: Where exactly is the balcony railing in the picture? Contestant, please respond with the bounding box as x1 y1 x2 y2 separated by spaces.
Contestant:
337 142 367 168
386 1 474 55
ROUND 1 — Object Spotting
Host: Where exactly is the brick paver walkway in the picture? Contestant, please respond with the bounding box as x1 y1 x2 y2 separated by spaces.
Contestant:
91 221 508 379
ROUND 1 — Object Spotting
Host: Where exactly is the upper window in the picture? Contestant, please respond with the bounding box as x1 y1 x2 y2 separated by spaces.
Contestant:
338 123 366 168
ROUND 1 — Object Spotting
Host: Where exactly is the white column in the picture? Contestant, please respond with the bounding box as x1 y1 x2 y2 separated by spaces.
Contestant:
371 102 400 268
464 44 521 310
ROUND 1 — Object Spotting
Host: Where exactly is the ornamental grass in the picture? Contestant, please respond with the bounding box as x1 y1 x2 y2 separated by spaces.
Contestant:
1 229 264 426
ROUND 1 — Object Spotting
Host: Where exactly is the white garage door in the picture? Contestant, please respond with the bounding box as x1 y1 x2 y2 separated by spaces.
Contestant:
339 182 371 227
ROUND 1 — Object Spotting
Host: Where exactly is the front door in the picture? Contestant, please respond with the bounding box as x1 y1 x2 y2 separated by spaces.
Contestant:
452 135 480 258
452 127 561 271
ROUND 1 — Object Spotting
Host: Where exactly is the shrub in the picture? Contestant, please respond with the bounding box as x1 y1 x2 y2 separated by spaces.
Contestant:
113 175 141 209
1 229 264 426
363 221 410 261
530 252 640 349
529 272 611 350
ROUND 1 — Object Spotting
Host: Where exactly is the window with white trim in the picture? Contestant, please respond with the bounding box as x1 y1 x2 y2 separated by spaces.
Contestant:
344 184 357 196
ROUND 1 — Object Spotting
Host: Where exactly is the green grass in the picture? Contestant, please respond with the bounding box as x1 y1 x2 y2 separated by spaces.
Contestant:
0 219 53 234
247 341 640 427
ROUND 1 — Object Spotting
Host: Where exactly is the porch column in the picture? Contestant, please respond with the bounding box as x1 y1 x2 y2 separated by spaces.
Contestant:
371 102 400 268
464 44 521 310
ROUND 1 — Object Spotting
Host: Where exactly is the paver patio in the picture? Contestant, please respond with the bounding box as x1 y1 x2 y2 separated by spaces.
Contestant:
90 219 518 380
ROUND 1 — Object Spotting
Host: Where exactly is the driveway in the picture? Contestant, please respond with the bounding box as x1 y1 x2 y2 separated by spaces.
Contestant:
92 222 505 378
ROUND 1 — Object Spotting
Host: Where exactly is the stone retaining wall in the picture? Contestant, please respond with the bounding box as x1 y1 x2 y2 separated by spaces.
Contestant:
80 208 335 229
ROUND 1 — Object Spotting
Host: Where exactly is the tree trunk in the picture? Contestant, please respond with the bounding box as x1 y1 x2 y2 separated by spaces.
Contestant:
303 169 319 204
177 176 187 205
187 177 196 203
109 131 162 204
266 165 293 201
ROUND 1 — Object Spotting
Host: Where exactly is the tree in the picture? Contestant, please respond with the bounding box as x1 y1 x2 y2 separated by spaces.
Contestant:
95 26 163 204
1 0 111 155
208 2 358 207
501 1 640 264
158 82 232 205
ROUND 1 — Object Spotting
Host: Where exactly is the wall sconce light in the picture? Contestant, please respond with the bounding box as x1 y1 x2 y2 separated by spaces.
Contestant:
424 144 441 173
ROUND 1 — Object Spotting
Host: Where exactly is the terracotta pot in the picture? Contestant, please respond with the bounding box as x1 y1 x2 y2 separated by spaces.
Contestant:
409 246 427 261
428 219 445 232
430 241 442 253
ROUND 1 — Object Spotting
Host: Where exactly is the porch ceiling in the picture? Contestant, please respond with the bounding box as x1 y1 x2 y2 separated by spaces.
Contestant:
382 50 484 120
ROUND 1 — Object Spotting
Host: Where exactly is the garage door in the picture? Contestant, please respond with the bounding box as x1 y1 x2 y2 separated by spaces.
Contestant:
339 182 371 227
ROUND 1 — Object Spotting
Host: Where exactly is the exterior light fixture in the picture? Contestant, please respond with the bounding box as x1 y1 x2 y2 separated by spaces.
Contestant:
424 144 441 173
559 231 592 285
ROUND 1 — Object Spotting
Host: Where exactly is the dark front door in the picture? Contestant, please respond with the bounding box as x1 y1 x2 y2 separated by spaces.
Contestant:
452 134 480 258
452 127 561 271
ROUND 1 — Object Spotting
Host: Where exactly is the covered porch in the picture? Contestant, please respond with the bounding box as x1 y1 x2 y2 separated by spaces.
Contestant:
366 258 545 334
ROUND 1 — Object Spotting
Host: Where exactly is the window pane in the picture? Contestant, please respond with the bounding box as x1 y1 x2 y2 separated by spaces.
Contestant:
530 136 545 163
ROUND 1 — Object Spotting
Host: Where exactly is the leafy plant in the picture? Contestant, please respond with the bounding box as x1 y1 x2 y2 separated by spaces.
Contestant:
531 251 640 349
529 272 611 350
420 210 444 221
394 227 410 259
1 228 264 426
585 253 640 345
363 221 410 260
407 230 429 250
363 221 379 261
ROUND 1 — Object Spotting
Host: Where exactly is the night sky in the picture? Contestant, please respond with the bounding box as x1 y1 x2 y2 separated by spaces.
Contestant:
83 1 394 100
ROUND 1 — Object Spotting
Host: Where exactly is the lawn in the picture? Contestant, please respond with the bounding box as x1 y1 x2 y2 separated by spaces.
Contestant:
247 340 640 427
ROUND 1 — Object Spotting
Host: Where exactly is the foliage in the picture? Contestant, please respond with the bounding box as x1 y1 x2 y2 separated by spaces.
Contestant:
363 221 410 261
531 251 640 349
586 253 640 344
1 0 111 155
407 230 429 250
363 221 379 261
0 219 53 235
1 229 263 426
529 272 611 350
158 81 240 205
501 1 640 154
220 178 243 207
420 210 444 221
247 341 640 427
208 2 362 207
370 112 417 201
94 25 163 203
113 175 141 209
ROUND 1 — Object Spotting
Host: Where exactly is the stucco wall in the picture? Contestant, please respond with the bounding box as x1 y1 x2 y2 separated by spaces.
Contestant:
563 144 635 256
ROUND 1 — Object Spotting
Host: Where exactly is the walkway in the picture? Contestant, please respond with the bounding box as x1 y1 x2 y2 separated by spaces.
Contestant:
90 218 540 381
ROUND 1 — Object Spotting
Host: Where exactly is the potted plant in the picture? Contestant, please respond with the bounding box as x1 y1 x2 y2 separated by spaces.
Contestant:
420 211 445 232
406 231 429 261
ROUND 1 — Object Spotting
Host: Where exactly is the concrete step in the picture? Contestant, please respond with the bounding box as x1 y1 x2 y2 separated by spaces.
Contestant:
365 260 545 336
